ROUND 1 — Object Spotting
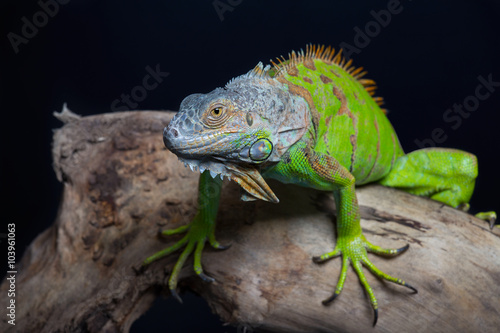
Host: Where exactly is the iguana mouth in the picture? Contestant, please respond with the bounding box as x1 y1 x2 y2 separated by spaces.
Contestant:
178 157 279 203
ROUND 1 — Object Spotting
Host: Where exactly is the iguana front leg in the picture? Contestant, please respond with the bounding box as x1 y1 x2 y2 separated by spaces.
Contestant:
143 171 227 301
268 142 417 326
312 183 416 326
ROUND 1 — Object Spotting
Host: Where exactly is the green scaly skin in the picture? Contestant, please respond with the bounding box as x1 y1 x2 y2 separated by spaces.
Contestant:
144 45 496 325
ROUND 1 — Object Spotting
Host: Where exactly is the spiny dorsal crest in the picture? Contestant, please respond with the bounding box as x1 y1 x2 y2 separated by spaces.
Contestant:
270 44 386 111
249 61 272 77
225 62 272 88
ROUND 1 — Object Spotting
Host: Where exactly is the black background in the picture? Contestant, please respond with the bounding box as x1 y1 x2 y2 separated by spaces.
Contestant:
1 0 499 332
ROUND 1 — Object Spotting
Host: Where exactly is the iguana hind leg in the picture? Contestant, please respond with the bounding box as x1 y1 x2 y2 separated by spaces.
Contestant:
379 148 497 227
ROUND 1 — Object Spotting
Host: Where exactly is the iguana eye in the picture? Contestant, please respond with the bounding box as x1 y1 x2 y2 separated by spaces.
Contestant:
211 107 222 117
204 104 230 128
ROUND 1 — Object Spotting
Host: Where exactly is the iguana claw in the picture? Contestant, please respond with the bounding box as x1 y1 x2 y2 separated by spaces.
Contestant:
320 291 339 305
474 211 497 229
170 288 183 304
198 272 215 283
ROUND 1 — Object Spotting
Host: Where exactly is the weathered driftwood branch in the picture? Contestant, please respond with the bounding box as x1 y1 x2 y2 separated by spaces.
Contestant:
2 108 499 333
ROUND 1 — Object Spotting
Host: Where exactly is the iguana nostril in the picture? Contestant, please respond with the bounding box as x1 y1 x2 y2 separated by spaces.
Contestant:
163 126 179 149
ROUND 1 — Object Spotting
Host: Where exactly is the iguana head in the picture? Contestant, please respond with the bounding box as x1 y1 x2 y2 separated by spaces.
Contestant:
163 63 310 203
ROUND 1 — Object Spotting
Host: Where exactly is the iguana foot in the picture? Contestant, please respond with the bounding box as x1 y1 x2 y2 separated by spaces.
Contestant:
313 236 417 326
457 204 497 229
143 219 230 302
474 211 497 229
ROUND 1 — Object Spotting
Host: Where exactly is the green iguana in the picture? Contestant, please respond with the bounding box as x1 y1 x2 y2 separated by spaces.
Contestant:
144 44 496 325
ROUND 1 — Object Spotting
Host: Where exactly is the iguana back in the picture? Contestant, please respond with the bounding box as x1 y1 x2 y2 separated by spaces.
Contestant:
270 45 405 184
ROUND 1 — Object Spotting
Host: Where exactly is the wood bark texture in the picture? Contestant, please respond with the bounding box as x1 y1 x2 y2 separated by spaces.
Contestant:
1 108 499 333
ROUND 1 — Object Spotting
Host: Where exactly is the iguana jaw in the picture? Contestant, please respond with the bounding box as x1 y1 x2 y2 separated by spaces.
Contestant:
177 156 279 203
